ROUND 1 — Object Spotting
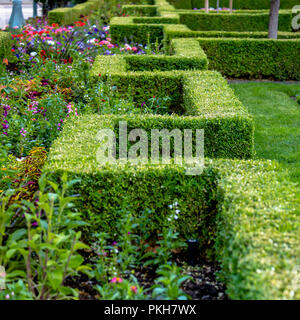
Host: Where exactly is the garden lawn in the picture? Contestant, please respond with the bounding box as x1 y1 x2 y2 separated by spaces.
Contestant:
230 82 300 185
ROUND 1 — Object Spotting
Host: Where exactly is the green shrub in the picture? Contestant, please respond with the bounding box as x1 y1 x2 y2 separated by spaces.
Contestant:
164 24 300 42
122 4 158 16
94 61 254 158
197 38 300 80
124 38 208 71
48 0 99 25
110 17 165 43
44 142 300 299
213 159 300 300
0 31 12 60
169 0 300 10
45 120 220 245
179 10 294 32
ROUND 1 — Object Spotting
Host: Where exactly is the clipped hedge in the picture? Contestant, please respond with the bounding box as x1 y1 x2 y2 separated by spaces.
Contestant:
48 0 99 25
179 10 294 32
197 38 300 80
91 37 208 72
0 32 12 60
90 61 254 158
164 24 300 42
213 159 300 300
126 38 208 71
45 129 219 247
168 0 300 10
45 138 300 299
111 0 178 43
122 4 158 16
110 17 165 43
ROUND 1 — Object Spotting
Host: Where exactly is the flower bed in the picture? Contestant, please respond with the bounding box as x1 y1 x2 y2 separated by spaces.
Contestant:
0 0 299 301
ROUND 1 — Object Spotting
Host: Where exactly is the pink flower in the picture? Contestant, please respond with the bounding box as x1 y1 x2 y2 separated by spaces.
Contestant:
111 277 123 283
130 286 137 294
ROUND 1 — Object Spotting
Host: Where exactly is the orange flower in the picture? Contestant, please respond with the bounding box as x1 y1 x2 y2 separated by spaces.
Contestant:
2 58 8 65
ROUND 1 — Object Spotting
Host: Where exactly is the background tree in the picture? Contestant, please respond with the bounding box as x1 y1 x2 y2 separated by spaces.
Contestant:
229 0 233 13
205 0 209 13
268 0 280 39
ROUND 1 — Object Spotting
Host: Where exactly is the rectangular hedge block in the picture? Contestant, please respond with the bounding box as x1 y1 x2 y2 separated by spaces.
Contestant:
92 38 208 72
122 4 158 16
178 10 294 32
197 38 300 80
48 0 99 25
45 132 220 244
164 24 300 42
90 60 254 159
44 144 300 299
213 159 300 300
110 17 165 44
168 0 300 10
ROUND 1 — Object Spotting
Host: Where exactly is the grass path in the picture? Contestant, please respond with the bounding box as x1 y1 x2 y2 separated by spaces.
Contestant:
230 83 300 186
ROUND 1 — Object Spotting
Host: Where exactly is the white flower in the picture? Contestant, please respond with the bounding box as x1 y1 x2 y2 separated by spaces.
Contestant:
174 215 179 220
167 217 172 222
175 209 180 214
30 52 37 57
47 40 55 46
168 205 173 209
87 38 96 44
174 201 178 206
103 26 110 31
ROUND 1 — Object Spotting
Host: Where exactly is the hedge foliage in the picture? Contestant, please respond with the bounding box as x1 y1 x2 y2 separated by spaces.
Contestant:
164 24 300 42
91 37 208 72
213 159 300 300
48 0 99 25
168 0 300 10
0 32 12 60
90 61 254 158
110 17 165 44
179 10 294 32
197 38 300 80
45 141 300 299
45 125 219 248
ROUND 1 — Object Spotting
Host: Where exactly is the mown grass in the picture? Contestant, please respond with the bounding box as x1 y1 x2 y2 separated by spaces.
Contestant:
230 82 300 185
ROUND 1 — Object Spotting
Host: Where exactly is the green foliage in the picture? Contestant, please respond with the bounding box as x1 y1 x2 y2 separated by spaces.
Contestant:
152 264 191 300
45 155 220 251
122 4 158 16
213 159 300 300
168 0 300 10
198 38 300 80
0 173 91 300
92 38 208 73
0 32 12 60
48 0 100 25
179 10 293 32
110 17 165 44
164 24 300 42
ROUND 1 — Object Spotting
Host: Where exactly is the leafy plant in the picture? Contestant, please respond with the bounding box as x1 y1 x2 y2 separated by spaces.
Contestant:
152 264 191 300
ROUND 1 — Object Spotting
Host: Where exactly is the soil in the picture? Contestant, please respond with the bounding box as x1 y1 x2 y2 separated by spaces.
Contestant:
65 249 228 300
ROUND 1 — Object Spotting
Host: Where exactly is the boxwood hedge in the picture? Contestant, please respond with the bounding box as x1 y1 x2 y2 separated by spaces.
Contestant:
178 10 294 32
213 159 300 300
164 24 300 42
117 38 208 71
48 0 99 25
197 38 300 80
44 137 300 299
168 0 300 10
0 31 12 60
